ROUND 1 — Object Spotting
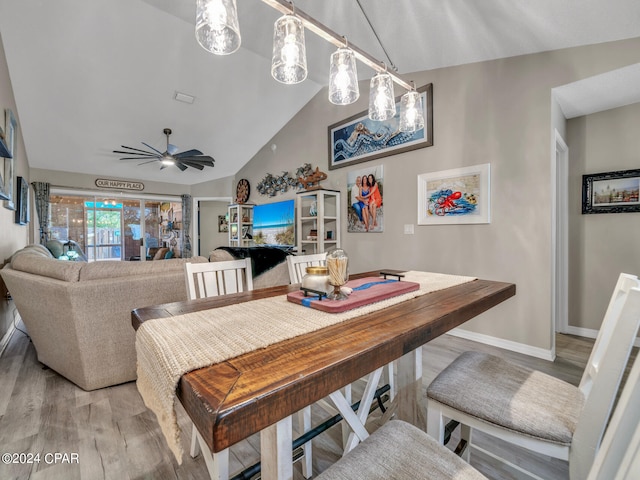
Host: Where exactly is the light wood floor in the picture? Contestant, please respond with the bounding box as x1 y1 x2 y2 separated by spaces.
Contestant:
0 324 635 480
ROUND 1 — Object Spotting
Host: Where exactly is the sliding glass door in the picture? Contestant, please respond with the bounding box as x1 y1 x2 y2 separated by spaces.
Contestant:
49 193 182 261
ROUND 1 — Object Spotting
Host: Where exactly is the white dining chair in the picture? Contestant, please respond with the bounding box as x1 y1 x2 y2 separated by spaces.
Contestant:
426 272 640 480
315 348 640 480
286 252 327 284
184 259 253 480
286 253 395 457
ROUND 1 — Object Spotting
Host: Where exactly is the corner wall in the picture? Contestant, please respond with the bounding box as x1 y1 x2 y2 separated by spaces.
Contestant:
0 33 29 343
235 37 640 354
567 102 640 332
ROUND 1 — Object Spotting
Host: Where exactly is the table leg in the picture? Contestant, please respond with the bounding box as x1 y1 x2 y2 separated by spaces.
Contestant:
261 416 293 480
193 427 229 480
395 347 426 430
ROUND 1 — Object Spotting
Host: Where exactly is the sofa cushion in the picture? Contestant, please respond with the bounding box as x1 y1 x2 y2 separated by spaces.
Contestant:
46 239 65 258
79 256 208 281
11 255 83 282
9 244 53 264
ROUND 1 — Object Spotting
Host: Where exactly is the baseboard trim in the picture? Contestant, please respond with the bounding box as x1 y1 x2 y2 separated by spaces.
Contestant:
0 321 17 358
565 326 640 348
447 328 555 361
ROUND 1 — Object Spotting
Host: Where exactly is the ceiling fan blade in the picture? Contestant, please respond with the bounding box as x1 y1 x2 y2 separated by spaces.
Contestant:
113 150 158 157
180 161 205 170
179 156 215 166
137 159 160 166
142 142 164 155
175 149 203 158
119 145 157 155
119 156 158 160
167 144 179 155
175 162 189 171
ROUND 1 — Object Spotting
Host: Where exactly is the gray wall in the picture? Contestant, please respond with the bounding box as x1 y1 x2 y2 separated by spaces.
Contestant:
234 37 640 354
567 102 640 331
0 33 29 343
198 200 230 257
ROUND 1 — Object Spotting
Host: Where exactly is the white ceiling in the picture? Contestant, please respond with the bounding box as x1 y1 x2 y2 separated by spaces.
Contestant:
1 0 640 186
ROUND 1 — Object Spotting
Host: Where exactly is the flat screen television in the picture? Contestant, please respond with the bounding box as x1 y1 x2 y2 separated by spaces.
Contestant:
252 199 295 248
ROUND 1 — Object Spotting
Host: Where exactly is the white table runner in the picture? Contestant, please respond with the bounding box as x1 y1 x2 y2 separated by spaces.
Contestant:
135 271 476 462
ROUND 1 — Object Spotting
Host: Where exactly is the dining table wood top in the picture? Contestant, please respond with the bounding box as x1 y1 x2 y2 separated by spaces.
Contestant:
131 270 515 454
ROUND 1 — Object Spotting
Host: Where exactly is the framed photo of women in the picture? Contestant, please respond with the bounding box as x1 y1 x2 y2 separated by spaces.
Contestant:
328 84 433 170
347 165 384 233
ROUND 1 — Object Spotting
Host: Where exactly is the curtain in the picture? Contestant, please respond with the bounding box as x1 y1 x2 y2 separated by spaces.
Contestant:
181 194 192 258
31 181 50 244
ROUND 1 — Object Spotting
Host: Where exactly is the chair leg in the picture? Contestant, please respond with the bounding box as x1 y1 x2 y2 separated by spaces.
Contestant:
426 401 446 443
296 406 313 479
460 423 472 462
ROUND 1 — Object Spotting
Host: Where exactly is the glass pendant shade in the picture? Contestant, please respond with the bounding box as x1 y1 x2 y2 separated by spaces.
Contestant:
399 90 425 132
195 0 241 55
368 72 395 121
328 48 359 105
271 15 308 84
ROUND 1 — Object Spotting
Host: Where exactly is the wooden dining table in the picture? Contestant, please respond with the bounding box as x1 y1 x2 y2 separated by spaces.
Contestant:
132 270 515 480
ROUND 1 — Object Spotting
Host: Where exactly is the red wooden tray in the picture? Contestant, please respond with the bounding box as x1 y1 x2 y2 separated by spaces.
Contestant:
286 277 420 313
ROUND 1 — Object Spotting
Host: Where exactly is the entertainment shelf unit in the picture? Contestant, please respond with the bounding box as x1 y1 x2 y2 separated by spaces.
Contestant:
296 189 340 254
228 204 254 247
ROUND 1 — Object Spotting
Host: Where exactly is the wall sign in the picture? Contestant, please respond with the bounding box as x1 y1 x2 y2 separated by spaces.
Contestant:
95 178 144 191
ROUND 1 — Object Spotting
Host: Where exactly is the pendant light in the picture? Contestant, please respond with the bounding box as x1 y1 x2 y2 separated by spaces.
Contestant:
195 0 241 55
328 39 359 105
368 68 395 121
399 86 425 132
271 13 308 85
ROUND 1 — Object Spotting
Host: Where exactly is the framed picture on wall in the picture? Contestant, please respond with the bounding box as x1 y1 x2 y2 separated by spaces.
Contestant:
417 163 491 225
3 109 17 210
218 214 228 232
582 168 640 214
328 84 433 170
15 176 29 225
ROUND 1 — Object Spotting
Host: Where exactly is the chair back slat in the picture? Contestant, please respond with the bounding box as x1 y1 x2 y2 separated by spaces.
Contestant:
287 253 327 284
570 274 640 479
185 259 253 300
587 348 640 480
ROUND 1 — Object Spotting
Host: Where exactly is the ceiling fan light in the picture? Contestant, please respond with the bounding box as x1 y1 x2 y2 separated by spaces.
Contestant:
368 71 395 121
195 0 241 55
161 156 175 166
271 14 307 85
399 90 424 132
328 47 359 105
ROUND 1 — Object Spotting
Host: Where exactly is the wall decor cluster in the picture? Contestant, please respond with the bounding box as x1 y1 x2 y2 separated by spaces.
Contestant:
15 176 29 225
256 163 316 196
417 163 490 225
347 165 384 233
328 84 433 170
582 168 640 214
2 109 17 209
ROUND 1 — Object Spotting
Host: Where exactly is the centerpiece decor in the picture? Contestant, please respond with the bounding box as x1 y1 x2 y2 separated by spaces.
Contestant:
326 248 349 300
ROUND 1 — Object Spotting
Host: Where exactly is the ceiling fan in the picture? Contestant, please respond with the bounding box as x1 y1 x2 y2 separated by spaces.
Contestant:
113 128 215 171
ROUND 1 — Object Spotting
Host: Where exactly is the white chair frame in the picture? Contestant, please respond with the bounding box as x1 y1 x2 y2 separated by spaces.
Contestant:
185 258 253 299
286 252 327 284
427 273 640 480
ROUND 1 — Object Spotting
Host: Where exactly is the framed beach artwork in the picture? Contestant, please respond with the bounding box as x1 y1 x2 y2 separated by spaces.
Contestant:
418 163 490 225
328 84 433 170
582 168 640 214
3 109 17 210
347 165 384 232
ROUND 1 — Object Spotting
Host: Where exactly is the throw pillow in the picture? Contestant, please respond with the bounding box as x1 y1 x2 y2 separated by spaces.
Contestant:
164 250 174 259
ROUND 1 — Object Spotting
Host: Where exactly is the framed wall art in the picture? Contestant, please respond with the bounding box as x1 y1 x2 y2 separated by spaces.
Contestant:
218 214 228 232
15 176 29 225
418 163 490 225
582 168 640 214
347 165 384 232
3 109 17 210
328 83 433 170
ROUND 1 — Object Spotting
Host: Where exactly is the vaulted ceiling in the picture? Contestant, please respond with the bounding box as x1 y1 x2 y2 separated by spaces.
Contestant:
1 0 640 185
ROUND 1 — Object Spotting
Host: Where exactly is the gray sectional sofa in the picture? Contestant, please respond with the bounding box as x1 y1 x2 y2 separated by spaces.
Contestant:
1 244 208 390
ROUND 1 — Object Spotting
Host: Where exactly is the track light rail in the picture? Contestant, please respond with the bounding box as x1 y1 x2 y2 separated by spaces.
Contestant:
259 0 413 91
